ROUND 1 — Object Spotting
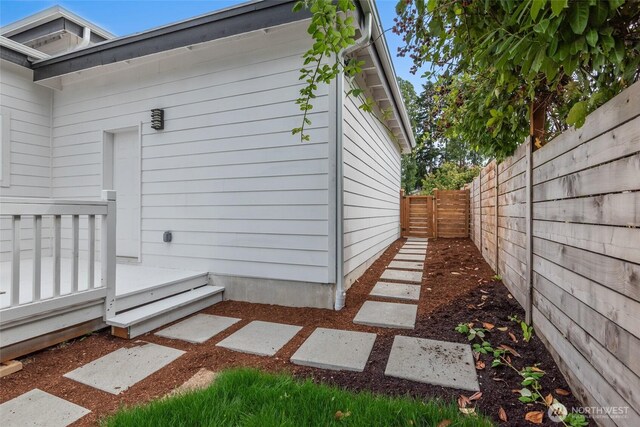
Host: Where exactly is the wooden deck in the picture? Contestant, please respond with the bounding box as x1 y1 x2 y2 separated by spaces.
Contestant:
0 258 208 309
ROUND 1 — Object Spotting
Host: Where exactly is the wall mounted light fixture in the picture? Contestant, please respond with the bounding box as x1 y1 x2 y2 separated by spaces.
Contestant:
151 108 164 130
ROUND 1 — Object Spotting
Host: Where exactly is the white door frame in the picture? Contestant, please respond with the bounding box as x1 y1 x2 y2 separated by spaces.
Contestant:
102 123 142 262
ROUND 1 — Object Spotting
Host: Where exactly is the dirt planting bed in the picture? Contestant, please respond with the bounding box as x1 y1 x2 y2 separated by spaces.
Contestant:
0 238 583 426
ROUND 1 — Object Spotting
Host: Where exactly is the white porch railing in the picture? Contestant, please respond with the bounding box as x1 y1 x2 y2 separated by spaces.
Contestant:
0 190 116 319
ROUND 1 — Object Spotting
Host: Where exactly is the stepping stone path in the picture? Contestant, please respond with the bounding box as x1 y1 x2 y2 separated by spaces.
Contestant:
398 248 426 254
380 269 422 283
369 282 420 301
385 336 479 392
64 342 184 395
291 328 376 372
0 389 90 427
393 253 425 262
155 314 240 343
353 301 417 329
388 260 423 270
216 320 301 356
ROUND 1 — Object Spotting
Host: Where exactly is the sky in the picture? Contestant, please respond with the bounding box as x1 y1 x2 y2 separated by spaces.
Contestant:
0 0 427 91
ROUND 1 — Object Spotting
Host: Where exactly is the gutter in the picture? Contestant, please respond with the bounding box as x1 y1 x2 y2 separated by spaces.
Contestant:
0 35 50 60
334 12 372 310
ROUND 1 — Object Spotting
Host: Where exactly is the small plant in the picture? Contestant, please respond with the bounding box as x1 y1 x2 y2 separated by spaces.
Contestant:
456 319 586 426
492 274 502 281
509 314 535 342
521 322 534 343
455 323 487 341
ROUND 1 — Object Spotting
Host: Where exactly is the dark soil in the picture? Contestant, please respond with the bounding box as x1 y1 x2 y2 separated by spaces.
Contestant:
0 238 585 426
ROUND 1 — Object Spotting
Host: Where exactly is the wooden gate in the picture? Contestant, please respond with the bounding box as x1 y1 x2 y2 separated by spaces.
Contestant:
400 194 435 238
400 190 469 238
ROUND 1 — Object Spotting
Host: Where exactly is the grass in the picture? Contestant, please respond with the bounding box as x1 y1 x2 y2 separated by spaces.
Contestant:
103 368 494 426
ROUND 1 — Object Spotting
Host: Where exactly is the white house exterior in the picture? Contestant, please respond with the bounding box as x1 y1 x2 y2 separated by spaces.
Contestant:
0 0 414 331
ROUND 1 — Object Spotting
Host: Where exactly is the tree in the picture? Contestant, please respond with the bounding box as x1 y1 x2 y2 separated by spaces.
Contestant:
420 162 480 195
396 77 420 134
401 154 419 193
393 0 640 158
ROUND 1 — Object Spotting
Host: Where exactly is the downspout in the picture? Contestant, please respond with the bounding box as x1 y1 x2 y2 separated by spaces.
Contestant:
334 12 372 310
76 27 91 50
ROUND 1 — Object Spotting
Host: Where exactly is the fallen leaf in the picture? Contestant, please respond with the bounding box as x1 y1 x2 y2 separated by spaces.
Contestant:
507 293 513 299
476 302 486 308
473 352 480 361
555 388 571 396
334 410 351 420
530 367 545 373
499 344 521 357
458 395 471 408
482 322 495 330
524 411 544 424
469 391 483 401
476 360 485 370
511 389 521 394
437 420 451 427
508 332 518 343
481 295 488 301
497 327 508 332
498 407 508 422
451 272 461 275
544 394 554 406
492 377 506 383
459 407 476 416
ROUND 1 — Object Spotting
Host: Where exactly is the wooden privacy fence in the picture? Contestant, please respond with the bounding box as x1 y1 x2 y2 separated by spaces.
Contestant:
467 82 640 427
400 189 469 238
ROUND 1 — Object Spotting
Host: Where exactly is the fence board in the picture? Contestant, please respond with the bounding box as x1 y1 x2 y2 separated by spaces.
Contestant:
467 81 640 426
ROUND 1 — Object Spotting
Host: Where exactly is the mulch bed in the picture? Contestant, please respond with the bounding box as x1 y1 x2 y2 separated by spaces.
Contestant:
0 238 585 426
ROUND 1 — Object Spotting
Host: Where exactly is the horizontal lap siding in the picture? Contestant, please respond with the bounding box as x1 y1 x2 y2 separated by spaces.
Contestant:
0 61 53 261
50 22 331 283
342 78 401 280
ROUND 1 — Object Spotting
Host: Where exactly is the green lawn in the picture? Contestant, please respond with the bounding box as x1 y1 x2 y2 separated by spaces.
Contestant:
103 368 494 426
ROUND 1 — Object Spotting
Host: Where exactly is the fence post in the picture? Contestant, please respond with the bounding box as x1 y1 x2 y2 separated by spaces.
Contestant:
495 163 499 273
466 188 470 238
433 189 439 239
102 190 117 320
400 189 405 237
525 138 534 324
478 169 483 258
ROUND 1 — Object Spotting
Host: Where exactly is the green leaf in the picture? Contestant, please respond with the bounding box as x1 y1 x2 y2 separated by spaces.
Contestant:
586 29 598 47
567 101 587 128
601 33 615 52
427 0 437 12
609 0 625 10
531 48 546 73
614 39 625 63
292 1 304 13
530 0 546 20
592 2 609 25
569 1 589 34
550 0 567 17
533 19 549 33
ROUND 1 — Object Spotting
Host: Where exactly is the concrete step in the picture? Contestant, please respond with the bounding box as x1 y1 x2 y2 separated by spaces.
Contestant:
107 285 224 339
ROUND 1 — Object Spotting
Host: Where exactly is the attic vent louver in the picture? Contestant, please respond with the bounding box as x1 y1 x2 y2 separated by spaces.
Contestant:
151 109 164 130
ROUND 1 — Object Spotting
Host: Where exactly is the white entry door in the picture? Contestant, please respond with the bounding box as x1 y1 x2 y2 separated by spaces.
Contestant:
112 129 140 258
